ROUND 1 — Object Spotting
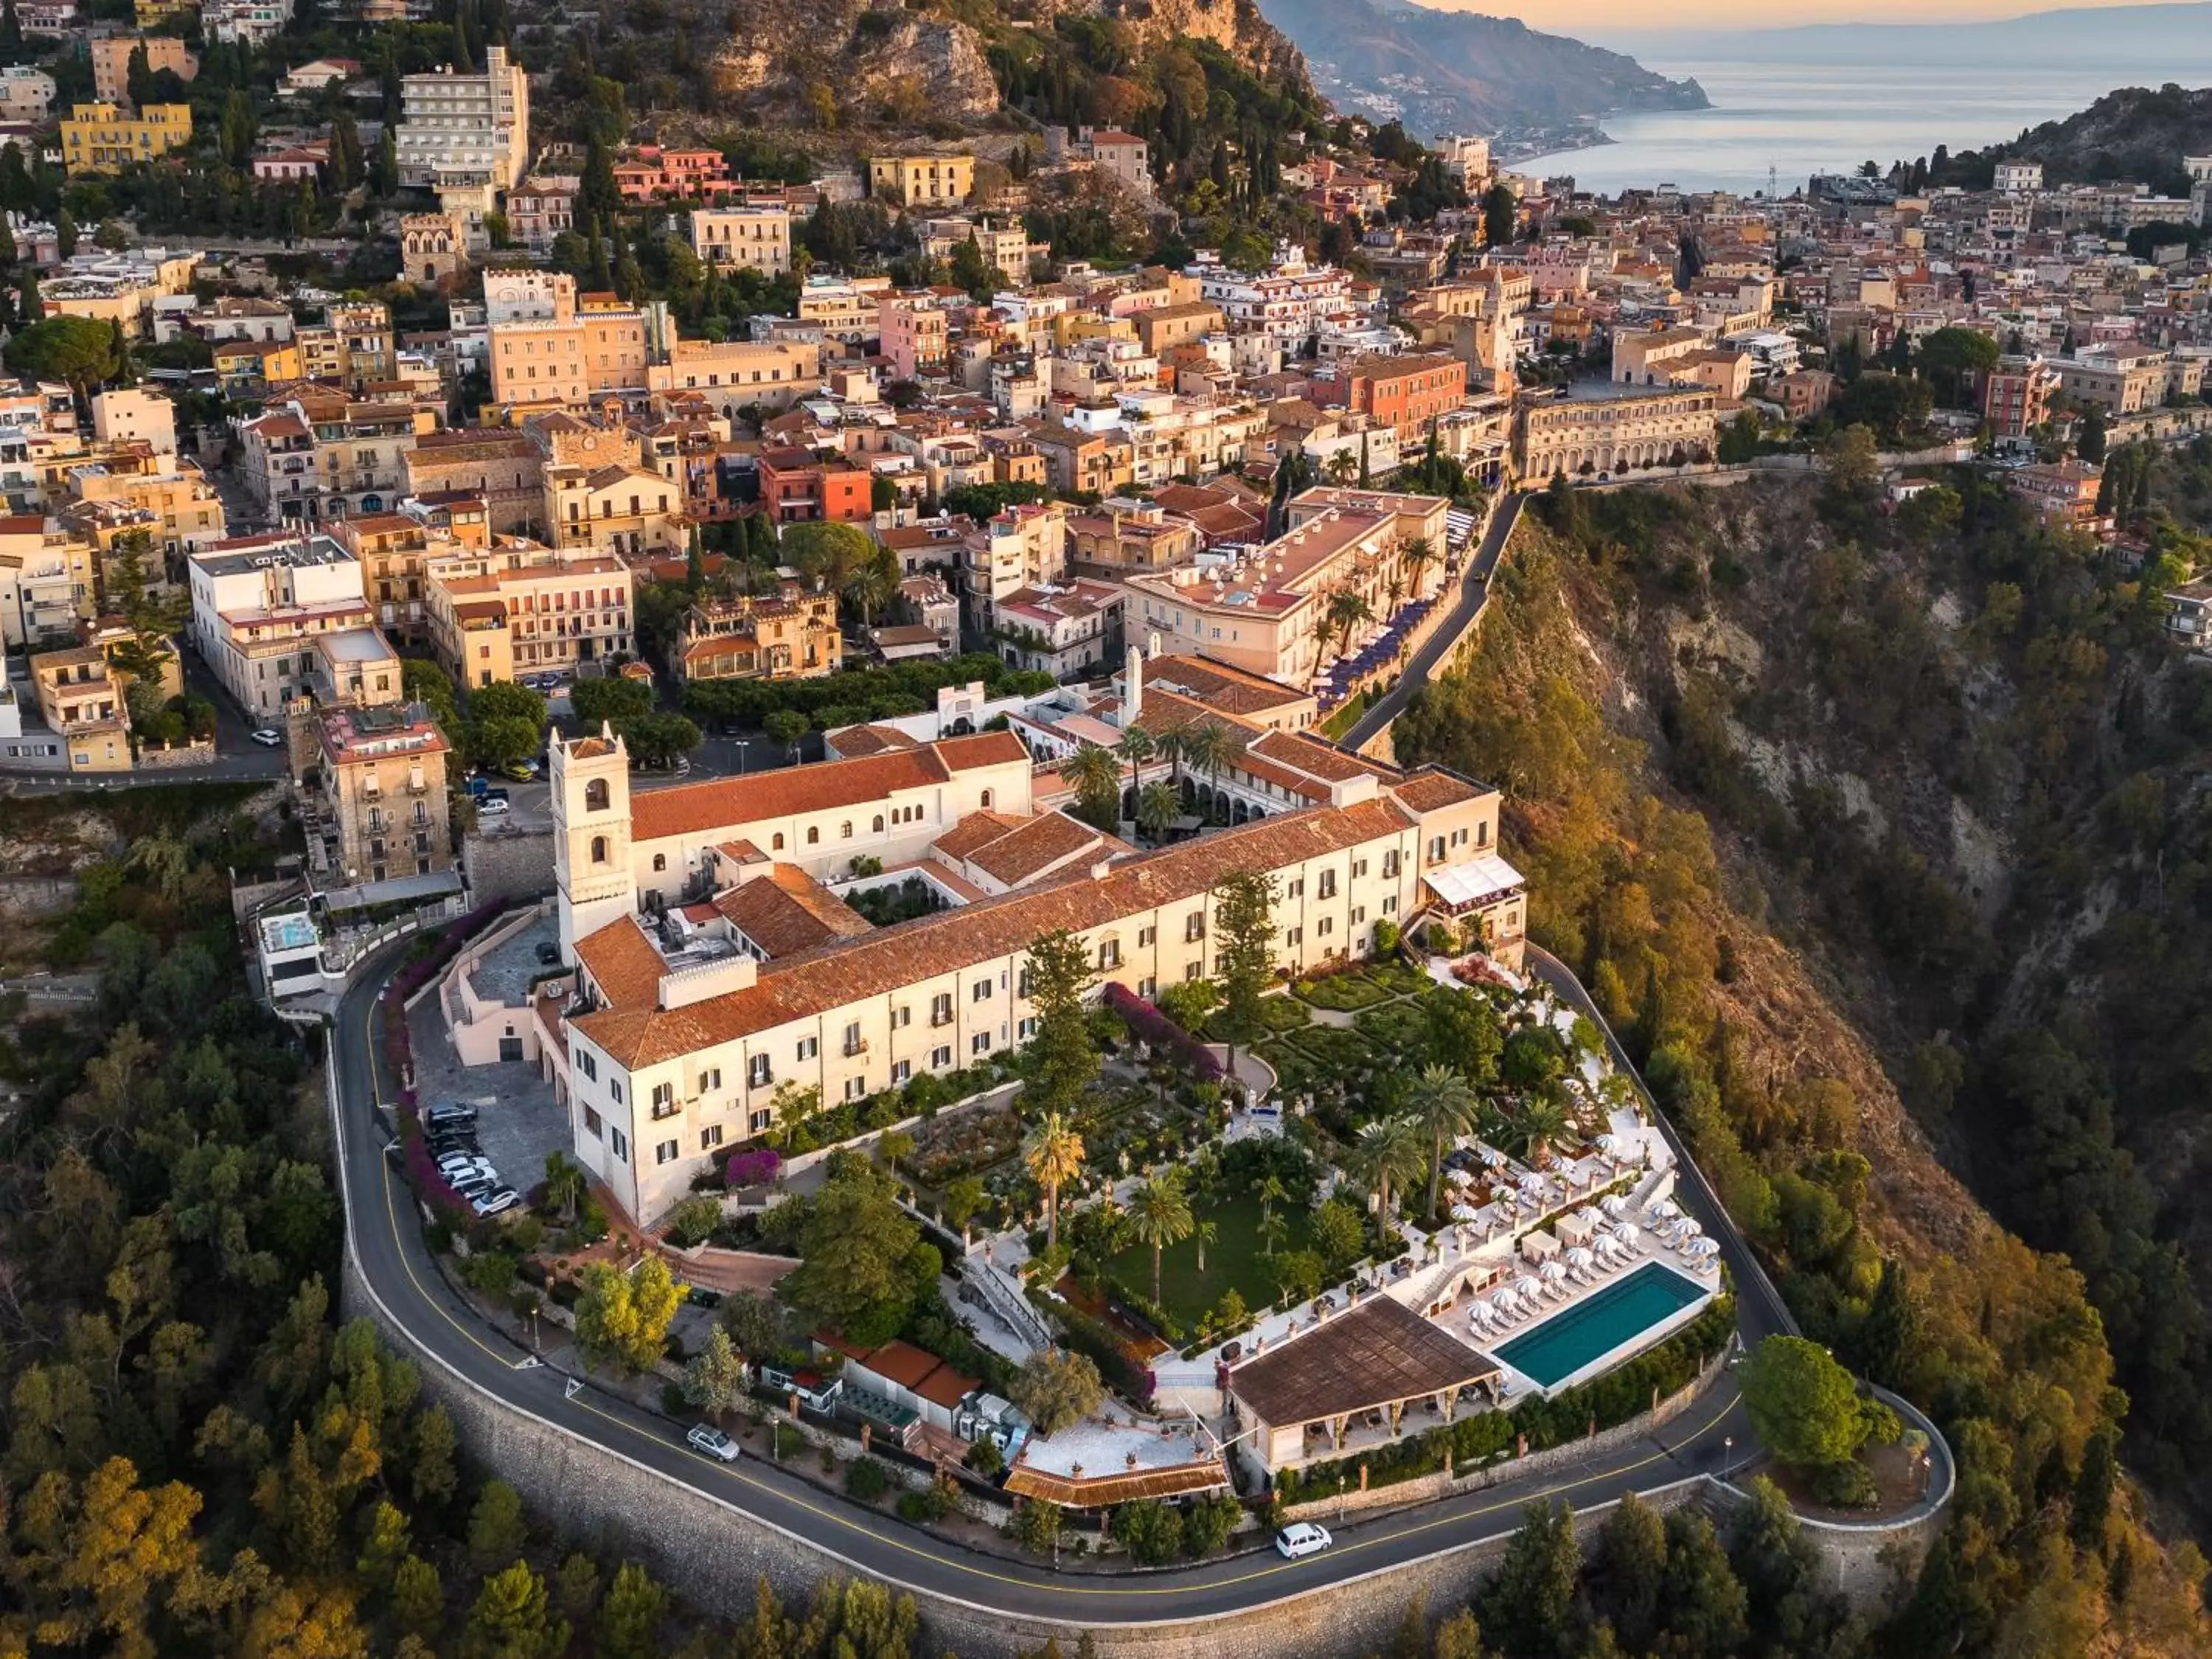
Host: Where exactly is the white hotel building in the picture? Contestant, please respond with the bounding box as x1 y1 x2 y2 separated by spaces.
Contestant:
540 708 1525 1223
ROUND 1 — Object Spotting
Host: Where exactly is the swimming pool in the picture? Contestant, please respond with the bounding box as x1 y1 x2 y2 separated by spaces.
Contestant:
1494 1262 1709 1390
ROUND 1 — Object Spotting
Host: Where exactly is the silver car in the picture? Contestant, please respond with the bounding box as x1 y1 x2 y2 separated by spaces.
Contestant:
686 1424 741 1462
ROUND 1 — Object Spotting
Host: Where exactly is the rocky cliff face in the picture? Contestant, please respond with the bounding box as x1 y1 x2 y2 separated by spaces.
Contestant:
710 0 1006 127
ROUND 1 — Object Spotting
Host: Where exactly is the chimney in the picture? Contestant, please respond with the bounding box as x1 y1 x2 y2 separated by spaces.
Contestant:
1122 643 1143 726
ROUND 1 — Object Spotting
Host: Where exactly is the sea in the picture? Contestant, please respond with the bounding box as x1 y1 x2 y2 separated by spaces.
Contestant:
1520 55 2212 197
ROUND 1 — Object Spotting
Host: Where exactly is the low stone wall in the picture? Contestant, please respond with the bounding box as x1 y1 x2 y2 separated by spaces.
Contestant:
1284 1348 1727 1524
137 740 219 770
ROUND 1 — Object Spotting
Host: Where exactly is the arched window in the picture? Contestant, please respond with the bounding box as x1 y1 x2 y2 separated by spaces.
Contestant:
772 832 785 851
872 815 885 832
806 827 819 845
590 835 608 865
653 854 667 872
980 789 993 809
585 779 609 812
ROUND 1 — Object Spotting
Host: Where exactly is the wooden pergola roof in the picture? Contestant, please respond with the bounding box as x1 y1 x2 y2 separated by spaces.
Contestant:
1228 1296 1500 1427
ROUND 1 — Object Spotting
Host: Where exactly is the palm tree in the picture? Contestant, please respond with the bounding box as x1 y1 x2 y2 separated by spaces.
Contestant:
543 1150 586 1223
1255 1171 1290 1257
1398 535 1436 599
1057 743 1121 831
1405 1063 1478 1223
1136 779 1181 844
1351 1116 1425 1253
841 547 900 627
1325 449 1359 485
1155 726 1191 793
1326 589 1374 661
1126 1170 1194 1304
1192 1218 1218 1274
1115 723 1155 813
1514 1096 1571 1164
1178 723 1239 819
1023 1111 1085 1250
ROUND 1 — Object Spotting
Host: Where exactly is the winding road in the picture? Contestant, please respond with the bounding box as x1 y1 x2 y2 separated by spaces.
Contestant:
329 940 1801 1625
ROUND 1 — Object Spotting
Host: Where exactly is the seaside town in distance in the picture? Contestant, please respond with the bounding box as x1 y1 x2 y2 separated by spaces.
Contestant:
3 1 2210 1645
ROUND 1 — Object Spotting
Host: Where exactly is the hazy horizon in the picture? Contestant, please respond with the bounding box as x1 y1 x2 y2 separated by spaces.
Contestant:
1416 0 2197 34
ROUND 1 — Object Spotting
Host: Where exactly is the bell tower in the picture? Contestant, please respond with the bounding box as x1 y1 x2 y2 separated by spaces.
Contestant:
551 723 635 956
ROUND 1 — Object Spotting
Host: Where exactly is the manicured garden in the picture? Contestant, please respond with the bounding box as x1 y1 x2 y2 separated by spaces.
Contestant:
1100 1189 1312 1328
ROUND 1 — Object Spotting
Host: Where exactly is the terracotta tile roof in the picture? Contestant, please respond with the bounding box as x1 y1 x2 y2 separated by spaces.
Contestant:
1138 654 1311 719
714 867 872 957
1249 729 1395 785
630 748 953 841
571 797 1414 1067
574 913 668 1010
629 734 1026 844
930 810 1026 861
964 811 1116 888
1389 768 1492 812
934 728 1030 770
1228 1296 1499 1427
828 723 921 757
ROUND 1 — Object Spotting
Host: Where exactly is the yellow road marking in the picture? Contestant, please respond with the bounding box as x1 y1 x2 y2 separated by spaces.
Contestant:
354 992 1740 1599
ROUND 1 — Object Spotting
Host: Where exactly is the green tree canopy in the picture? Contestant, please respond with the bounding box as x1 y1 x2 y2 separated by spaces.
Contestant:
1740 1335 1874 1468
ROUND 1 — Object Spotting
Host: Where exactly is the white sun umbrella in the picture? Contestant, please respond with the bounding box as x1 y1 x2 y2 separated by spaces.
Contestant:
1571 1206 1601 1227
1492 1290 1518 1316
1519 1170 1547 1191
1513 1274 1543 1300
1686 1237 1720 1260
1446 1167 1474 1187
1450 1202 1479 1222
1650 1198 1681 1222
1613 1222 1642 1248
1600 1195 1630 1218
1594 1133 1624 1157
1565 1246 1596 1269
1539 1260 1568 1283
1479 1147 1508 1169
1674 1216 1704 1237
1470 1301 1495 1326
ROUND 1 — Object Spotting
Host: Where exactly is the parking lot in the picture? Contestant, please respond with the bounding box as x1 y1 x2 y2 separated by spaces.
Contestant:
408 987 568 1201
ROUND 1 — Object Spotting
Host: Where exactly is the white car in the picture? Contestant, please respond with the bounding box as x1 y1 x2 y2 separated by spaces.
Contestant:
478 796 510 815
472 1187 521 1217
250 728 283 747
1276 1522 1332 1560
686 1424 741 1462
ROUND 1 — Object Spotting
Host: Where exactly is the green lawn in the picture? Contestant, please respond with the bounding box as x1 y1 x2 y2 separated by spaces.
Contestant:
1105 1192 1310 1326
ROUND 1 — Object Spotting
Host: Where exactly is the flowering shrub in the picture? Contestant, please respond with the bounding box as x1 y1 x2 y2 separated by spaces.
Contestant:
396 1098 474 1224
1104 983 1224 1082
725 1148 781 1189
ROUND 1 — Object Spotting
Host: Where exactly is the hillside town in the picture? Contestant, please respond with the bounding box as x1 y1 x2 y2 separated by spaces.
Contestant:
0 1 2197 1595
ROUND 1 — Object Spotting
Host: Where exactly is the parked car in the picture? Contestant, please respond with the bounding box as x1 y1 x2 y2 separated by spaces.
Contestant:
425 1102 477 1128
472 1188 521 1218
686 1286 723 1309
501 760 540 782
250 728 284 747
479 797 511 816
686 1425 741 1463
435 1152 495 1175
535 939 561 965
1276 1523 1332 1560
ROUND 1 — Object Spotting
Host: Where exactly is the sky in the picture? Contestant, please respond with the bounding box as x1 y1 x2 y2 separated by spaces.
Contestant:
1426 0 2149 31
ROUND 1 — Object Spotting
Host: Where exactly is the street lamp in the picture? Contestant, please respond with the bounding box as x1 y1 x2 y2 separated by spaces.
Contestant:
734 739 749 776
1722 1436 1734 1482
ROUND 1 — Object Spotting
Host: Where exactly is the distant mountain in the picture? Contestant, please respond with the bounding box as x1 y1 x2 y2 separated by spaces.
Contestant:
1256 0 1708 137
1601 1 2212 71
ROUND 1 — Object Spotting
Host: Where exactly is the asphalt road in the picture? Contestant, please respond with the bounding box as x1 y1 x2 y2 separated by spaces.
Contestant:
330 939 1774 1624
1342 493 1526 754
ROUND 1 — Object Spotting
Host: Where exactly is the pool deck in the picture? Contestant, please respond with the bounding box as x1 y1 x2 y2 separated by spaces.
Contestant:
1437 1253 1718 1401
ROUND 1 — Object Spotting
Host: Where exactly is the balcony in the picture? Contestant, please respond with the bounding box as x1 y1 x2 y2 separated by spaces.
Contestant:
843 1037 869 1057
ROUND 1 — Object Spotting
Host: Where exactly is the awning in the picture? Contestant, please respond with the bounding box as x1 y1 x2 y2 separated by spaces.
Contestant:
318 869 466 914
1424 853 1526 912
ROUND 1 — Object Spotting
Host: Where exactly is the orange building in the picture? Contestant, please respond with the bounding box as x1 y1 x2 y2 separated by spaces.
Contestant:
1330 352 1467 439
757 445 872 524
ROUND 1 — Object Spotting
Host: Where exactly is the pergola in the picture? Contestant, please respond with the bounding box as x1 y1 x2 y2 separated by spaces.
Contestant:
1227 1297 1503 1469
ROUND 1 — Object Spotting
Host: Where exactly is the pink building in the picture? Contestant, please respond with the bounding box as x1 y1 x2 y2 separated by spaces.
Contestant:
877 298 948 382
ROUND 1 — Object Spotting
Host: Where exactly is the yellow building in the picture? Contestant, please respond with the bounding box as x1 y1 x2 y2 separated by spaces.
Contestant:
213 337 305 395
133 0 195 26
672 586 843 686
29 645 132 772
60 100 192 177
487 298 650 409
868 153 974 207
425 545 635 688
